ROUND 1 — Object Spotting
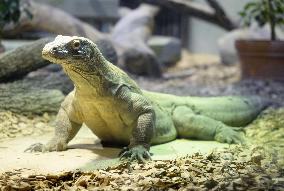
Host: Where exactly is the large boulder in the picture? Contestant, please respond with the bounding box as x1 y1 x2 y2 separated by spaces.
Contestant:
111 4 162 77
148 36 182 67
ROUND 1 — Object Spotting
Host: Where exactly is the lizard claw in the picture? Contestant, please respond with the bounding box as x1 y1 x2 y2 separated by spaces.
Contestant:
24 143 44 152
232 127 246 133
119 145 151 163
215 126 246 145
118 146 129 156
25 139 68 153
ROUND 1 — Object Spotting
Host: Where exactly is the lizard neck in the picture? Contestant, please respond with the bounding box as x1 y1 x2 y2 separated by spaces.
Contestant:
62 50 120 96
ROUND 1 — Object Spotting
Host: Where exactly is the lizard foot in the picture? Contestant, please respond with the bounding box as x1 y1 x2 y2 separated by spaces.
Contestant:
24 139 68 153
24 143 44 152
215 127 246 144
119 145 151 163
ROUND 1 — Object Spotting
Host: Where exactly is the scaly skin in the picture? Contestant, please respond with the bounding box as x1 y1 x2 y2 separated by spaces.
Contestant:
26 36 268 162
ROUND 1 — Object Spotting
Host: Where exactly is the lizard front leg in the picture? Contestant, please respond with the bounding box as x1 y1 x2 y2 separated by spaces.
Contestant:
25 107 82 152
116 86 155 162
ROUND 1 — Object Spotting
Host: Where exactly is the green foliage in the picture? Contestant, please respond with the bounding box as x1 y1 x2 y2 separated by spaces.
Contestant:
0 0 21 29
239 0 284 40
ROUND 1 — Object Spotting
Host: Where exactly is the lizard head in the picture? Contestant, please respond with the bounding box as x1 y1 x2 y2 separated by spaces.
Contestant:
42 35 102 73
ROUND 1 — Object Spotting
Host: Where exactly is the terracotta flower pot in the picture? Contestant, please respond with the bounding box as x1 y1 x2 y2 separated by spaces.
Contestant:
235 40 284 80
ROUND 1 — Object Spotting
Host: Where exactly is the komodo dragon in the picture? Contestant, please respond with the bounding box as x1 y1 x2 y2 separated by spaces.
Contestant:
26 35 268 161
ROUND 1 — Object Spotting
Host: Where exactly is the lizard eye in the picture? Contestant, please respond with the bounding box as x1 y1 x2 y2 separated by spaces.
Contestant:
72 40 81 50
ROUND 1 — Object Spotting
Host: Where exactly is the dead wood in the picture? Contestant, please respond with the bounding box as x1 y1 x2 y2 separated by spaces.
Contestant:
0 81 64 115
0 38 52 82
3 0 104 41
24 68 74 95
143 0 238 30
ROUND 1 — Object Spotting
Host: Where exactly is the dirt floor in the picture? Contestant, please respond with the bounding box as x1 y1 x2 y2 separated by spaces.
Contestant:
0 51 283 190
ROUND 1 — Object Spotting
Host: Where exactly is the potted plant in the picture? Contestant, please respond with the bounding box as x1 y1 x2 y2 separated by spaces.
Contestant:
235 0 284 79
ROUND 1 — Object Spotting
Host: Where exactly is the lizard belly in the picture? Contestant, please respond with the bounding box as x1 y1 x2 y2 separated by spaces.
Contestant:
78 97 134 145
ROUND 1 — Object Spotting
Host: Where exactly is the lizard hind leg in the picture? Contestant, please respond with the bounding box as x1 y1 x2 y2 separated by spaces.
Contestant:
150 105 177 145
172 106 245 144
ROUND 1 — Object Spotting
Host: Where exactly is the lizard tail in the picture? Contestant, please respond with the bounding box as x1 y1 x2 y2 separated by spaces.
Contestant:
186 96 269 127
143 91 269 127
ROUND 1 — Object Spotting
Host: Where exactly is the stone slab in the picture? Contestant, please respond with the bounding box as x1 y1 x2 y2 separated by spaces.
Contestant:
36 0 119 20
148 36 182 67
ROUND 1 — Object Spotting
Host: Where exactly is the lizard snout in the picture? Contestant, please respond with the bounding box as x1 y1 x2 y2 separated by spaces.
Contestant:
42 43 54 60
42 42 67 62
42 48 49 59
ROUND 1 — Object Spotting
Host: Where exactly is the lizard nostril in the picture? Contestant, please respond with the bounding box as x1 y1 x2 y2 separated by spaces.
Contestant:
52 47 57 52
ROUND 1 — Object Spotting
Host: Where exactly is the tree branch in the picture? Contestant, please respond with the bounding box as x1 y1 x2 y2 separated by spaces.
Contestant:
0 81 64 115
0 38 52 82
142 0 238 31
206 0 238 30
3 0 105 41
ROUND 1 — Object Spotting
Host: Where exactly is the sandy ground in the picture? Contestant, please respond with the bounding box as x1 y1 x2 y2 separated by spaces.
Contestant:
0 125 229 175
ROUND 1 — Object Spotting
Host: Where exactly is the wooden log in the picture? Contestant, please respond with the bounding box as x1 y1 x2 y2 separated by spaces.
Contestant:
3 0 104 41
143 0 238 31
0 38 52 82
24 69 74 95
0 81 64 115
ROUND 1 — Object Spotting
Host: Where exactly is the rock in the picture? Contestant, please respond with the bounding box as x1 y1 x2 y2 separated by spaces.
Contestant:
118 7 131 18
218 29 252 65
218 24 284 65
148 36 182 67
96 38 118 65
111 4 162 77
122 47 162 77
